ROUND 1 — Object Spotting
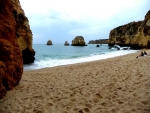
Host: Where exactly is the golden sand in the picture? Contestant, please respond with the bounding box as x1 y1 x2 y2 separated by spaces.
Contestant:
0 51 150 113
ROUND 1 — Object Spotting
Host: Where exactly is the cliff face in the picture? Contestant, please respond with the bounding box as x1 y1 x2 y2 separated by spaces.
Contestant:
88 39 108 44
0 0 23 98
108 10 150 49
11 0 35 63
71 36 87 46
0 0 35 98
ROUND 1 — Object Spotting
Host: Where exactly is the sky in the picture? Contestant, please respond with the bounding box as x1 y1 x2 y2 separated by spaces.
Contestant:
19 0 150 44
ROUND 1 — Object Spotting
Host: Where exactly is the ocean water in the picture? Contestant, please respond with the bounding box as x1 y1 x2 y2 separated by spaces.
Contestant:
24 44 137 70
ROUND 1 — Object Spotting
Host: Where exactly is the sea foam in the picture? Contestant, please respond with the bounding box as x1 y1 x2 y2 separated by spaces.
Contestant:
24 50 137 70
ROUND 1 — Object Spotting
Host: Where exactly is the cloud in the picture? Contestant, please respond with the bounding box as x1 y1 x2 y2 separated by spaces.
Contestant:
20 0 150 44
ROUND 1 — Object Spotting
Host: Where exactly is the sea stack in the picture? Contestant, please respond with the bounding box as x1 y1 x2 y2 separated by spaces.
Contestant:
47 40 53 45
108 10 150 49
71 36 87 46
64 41 69 46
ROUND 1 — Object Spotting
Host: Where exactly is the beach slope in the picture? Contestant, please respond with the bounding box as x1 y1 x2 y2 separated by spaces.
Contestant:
0 51 150 113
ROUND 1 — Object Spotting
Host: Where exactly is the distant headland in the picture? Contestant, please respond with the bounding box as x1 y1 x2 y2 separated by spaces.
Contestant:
88 39 108 44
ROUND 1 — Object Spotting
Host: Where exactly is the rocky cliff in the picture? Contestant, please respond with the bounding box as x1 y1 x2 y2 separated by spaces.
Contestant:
71 36 87 46
0 0 35 98
88 39 108 44
12 0 35 63
0 0 23 98
108 10 150 49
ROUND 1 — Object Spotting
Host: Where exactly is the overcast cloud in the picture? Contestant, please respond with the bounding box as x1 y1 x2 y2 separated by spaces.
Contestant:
19 0 150 44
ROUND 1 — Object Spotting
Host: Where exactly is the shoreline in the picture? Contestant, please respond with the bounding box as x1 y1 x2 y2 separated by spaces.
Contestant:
23 51 140 73
1 51 150 113
24 50 138 71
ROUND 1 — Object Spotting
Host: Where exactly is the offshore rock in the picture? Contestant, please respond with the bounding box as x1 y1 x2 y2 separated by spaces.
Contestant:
12 0 35 64
64 41 69 46
71 36 87 46
0 0 23 98
47 40 53 45
96 45 100 47
108 10 150 49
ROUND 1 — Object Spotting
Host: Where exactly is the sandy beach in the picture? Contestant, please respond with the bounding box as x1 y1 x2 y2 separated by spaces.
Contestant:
0 51 150 113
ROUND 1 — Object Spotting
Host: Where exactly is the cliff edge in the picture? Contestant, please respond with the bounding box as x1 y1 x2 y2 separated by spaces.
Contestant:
0 0 23 98
108 10 150 49
11 0 35 63
0 0 35 99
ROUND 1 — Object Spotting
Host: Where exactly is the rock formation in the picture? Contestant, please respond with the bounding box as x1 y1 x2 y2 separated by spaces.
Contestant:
96 45 100 47
11 0 35 64
0 0 23 98
64 41 69 46
22 48 35 64
108 10 150 49
88 39 108 44
71 36 87 46
47 40 53 45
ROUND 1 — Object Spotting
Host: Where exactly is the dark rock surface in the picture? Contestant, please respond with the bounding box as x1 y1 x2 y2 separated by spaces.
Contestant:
22 48 35 64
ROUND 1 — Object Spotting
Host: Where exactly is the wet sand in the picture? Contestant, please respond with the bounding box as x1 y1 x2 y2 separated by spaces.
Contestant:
0 51 150 113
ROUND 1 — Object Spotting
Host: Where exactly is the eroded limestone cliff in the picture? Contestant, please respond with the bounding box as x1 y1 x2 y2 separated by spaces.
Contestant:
11 0 35 63
0 0 23 98
0 0 35 98
108 10 150 49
